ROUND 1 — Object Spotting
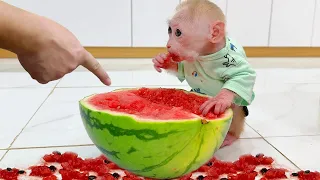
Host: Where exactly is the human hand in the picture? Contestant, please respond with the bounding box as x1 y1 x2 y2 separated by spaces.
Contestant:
16 17 111 85
199 89 235 115
0 1 110 85
152 53 177 73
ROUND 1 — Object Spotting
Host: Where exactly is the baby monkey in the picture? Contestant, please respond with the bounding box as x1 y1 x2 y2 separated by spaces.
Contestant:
152 0 256 148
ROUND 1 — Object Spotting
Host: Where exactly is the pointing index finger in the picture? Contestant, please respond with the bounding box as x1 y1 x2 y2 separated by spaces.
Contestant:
81 51 111 86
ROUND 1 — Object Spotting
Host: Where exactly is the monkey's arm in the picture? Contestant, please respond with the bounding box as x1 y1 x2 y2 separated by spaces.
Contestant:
220 61 256 106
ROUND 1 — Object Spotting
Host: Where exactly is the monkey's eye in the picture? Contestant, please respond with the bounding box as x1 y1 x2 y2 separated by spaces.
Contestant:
175 29 182 37
168 26 172 34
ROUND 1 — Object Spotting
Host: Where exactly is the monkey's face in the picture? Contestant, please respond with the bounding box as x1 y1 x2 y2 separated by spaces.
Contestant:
166 10 212 62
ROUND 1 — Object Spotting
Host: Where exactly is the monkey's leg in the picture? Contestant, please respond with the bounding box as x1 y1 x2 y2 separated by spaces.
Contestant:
220 105 247 148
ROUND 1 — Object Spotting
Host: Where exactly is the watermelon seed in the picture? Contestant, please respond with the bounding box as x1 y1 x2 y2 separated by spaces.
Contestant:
88 175 97 180
305 170 311 174
104 159 110 164
260 168 268 174
49 165 57 172
206 162 213 166
220 178 228 180
196 175 204 180
6 168 12 171
256 153 264 158
52 151 61 155
291 172 299 176
18 170 25 174
112 172 120 178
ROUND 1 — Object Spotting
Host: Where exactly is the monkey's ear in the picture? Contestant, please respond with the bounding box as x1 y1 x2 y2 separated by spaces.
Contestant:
208 21 225 43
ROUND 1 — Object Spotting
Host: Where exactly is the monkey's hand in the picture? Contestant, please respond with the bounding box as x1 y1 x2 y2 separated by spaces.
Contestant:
200 89 235 115
152 53 178 73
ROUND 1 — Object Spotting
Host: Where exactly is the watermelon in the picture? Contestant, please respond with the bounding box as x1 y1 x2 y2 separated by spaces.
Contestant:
79 87 233 179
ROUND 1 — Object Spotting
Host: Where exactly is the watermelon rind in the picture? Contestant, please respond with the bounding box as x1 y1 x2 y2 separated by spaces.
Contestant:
79 88 233 179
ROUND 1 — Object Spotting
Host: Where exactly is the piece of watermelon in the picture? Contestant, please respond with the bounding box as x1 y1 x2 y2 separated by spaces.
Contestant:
3 150 320 179
79 87 233 179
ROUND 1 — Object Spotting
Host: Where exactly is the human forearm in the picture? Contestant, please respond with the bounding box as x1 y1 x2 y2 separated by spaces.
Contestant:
0 1 48 54
0 1 111 86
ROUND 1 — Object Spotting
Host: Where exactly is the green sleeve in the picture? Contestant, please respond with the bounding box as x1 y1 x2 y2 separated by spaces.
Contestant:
221 61 256 106
177 62 185 82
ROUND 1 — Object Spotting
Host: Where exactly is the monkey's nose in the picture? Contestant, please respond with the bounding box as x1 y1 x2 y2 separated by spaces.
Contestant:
167 45 171 48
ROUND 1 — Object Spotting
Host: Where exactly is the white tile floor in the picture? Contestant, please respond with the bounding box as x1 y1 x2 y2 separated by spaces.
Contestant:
0 58 320 174
0 151 5 162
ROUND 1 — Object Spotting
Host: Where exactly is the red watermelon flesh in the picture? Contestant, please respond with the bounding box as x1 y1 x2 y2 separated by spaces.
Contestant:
0 168 20 180
88 87 223 120
2 151 320 180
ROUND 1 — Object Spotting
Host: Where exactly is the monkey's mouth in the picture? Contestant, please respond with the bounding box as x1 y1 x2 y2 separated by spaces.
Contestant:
169 53 183 62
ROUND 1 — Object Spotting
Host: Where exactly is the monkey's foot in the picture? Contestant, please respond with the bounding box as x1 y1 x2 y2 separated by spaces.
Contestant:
220 133 238 148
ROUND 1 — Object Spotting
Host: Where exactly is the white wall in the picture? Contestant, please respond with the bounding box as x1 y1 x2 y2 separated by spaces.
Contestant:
4 0 319 47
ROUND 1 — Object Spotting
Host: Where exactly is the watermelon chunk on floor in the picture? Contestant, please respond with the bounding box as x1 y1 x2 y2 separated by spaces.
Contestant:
79 87 233 179
2 151 320 179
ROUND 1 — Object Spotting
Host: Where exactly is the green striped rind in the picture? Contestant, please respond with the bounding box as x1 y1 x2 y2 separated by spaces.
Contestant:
79 88 233 179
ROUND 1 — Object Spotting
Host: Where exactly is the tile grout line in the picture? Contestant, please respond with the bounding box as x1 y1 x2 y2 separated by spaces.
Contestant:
130 0 133 47
0 87 58 89
310 0 318 46
267 0 274 46
0 84 58 162
0 144 96 151
262 139 301 170
0 153 5 162
262 134 320 138
245 123 301 170
54 76 63 87
1 134 319 151
0 85 191 89
55 85 190 88
8 81 320 89
0 77 61 89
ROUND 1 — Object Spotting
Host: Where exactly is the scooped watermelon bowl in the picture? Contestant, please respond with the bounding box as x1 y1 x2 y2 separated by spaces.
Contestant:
78 87 233 179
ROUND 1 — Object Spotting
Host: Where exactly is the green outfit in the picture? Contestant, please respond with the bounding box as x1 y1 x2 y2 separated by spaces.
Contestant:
176 37 256 106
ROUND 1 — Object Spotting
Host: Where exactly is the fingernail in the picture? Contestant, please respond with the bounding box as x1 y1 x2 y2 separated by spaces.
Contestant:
105 78 111 86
